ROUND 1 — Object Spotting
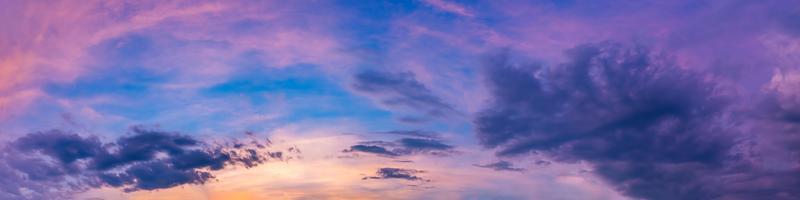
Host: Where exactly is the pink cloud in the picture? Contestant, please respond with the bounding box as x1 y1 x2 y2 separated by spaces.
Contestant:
0 0 352 122
422 0 475 18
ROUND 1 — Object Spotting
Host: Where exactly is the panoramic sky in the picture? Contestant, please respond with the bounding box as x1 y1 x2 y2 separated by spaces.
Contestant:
1 0 800 199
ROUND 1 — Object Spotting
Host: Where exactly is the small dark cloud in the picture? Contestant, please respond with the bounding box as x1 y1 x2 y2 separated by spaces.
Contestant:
475 161 524 172
357 140 398 147
372 130 440 139
0 126 286 199
362 168 428 181
343 145 399 157
343 137 455 157
398 138 452 150
352 70 458 119
534 160 551 166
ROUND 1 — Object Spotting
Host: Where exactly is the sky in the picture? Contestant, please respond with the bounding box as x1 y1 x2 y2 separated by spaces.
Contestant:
1 0 800 199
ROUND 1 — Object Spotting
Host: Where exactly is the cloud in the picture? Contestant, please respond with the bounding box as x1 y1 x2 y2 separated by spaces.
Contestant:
13 131 104 165
723 69 800 199
422 0 474 17
344 145 399 157
371 130 441 139
475 42 752 199
0 0 352 133
475 161 524 172
362 168 428 181
398 138 452 151
343 136 455 157
762 69 800 123
352 70 458 119
0 126 282 199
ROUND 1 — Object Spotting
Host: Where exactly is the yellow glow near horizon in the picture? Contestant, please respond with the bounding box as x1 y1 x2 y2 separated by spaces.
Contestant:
76 126 626 200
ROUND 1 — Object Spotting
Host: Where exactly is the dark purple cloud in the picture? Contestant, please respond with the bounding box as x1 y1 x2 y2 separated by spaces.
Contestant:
398 138 451 150
371 130 441 139
13 131 104 165
343 135 455 157
344 145 399 157
475 161 524 172
475 42 800 199
362 168 427 181
0 127 283 199
353 70 458 119
91 127 205 170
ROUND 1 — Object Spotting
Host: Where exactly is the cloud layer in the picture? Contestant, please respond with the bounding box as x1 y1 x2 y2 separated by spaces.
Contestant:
3 0 800 199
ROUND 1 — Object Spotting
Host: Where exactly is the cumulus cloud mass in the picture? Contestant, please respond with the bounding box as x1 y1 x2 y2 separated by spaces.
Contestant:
0 127 280 199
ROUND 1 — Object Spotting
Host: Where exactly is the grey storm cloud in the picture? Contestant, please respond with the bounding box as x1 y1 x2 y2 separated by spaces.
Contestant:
475 42 800 200
353 70 458 119
0 126 286 199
